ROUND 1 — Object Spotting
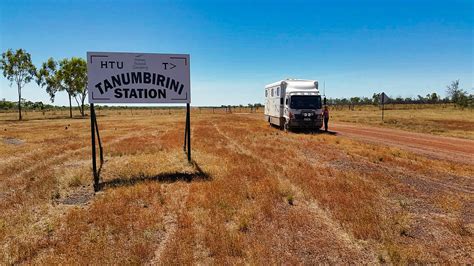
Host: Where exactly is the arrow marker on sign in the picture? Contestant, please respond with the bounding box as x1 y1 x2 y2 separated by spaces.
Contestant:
163 62 176 70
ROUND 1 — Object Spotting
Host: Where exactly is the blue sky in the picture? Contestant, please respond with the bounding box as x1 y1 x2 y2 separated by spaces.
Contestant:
1 0 472 106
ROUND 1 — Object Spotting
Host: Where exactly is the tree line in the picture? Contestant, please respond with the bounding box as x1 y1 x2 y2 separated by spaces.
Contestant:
328 80 472 108
1 48 472 120
0 98 54 110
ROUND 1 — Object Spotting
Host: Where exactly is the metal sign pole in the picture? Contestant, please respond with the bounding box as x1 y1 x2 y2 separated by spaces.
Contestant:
381 92 385 122
184 108 188 152
90 103 99 192
93 108 104 165
187 103 191 162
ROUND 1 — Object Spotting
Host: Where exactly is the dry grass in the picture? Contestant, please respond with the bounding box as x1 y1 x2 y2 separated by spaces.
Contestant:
0 109 472 264
331 104 474 139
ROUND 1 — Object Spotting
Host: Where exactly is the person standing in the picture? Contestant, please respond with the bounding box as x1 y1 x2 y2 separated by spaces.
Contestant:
323 105 329 132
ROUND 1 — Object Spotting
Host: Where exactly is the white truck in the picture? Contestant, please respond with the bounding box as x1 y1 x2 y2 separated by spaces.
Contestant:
264 79 324 131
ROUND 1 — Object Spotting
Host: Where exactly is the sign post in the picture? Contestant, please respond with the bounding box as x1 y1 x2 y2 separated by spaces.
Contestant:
186 103 191 161
380 92 388 122
90 103 99 191
87 52 191 191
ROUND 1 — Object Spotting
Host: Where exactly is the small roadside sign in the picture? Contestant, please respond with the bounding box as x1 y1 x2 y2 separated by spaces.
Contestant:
380 92 389 104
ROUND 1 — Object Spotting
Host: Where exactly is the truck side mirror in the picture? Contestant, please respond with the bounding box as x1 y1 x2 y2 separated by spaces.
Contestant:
323 97 327 105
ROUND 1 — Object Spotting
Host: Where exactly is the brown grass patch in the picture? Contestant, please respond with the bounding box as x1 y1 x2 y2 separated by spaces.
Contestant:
0 109 472 264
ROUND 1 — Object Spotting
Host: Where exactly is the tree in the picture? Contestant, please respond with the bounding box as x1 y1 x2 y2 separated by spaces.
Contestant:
60 57 87 116
428 92 439 103
417 95 426 103
0 99 15 110
364 97 372 104
372 93 381 105
446 80 468 106
446 80 460 102
36 58 61 102
350 97 361 105
37 57 88 117
0 49 36 120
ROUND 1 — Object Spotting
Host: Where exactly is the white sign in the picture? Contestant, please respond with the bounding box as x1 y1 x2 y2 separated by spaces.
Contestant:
87 52 190 103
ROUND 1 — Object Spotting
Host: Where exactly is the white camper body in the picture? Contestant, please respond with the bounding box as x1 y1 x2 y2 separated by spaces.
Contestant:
264 79 323 130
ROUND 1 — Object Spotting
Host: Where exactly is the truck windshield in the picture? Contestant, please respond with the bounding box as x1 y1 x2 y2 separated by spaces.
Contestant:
290 95 322 109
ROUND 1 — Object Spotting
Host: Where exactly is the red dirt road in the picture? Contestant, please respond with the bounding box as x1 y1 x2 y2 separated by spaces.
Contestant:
331 123 474 164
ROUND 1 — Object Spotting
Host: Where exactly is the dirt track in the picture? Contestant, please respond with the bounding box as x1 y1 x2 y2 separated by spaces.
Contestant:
331 123 474 164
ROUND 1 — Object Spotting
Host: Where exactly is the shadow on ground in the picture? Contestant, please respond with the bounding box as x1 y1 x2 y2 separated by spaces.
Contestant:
291 129 338 135
98 160 211 190
268 124 338 135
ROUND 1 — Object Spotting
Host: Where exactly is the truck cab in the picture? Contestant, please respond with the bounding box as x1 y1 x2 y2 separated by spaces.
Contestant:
284 93 323 130
265 79 323 131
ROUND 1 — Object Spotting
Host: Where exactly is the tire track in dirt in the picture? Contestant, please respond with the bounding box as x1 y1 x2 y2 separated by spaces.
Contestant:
292 137 473 195
212 122 377 262
332 123 474 164
0 146 44 168
299 124 474 195
375 159 473 195
148 175 190 264
0 132 149 206
0 120 92 167
5 124 187 264
11 132 141 180
146 122 190 264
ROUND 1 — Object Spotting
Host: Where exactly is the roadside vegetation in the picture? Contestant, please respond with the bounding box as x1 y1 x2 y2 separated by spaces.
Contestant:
331 104 474 139
3 102 472 140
